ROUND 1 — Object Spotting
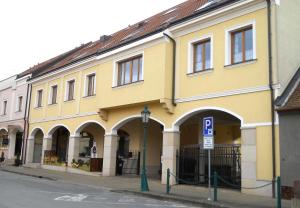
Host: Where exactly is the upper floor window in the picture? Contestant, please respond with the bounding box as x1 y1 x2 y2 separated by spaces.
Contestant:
85 73 96 97
231 26 253 64
17 96 23 112
66 80 75 101
2 101 7 115
193 39 211 72
36 89 43 108
225 22 256 66
50 85 58 105
117 56 143 86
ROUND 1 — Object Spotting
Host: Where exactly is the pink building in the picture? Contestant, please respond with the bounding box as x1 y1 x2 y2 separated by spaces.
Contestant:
0 73 31 161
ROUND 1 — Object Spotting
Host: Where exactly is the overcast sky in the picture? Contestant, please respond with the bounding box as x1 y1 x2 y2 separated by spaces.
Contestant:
0 0 185 80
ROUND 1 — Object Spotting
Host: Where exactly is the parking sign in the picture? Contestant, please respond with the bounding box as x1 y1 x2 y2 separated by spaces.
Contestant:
203 117 214 150
203 117 214 137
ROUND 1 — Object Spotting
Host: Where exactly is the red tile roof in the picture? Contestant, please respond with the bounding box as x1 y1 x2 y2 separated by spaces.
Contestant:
18 43 92 78
278 83 300 111
20 0 237 79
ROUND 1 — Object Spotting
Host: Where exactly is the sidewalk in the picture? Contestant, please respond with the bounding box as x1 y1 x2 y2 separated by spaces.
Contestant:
0 165 291 208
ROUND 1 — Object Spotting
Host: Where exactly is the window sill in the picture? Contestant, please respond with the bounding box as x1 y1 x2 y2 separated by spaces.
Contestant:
83 94 96 99
34 106 43 110
112 80 144 89
224 59 257 69
15 110 22 113
64 99 76 103
48 103 58 107
187 68 213 77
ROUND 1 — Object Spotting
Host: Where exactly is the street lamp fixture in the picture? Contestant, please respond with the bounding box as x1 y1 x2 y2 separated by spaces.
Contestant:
141 106 150 192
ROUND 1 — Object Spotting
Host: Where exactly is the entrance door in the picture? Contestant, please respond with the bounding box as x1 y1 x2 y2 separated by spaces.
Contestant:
33 142 42 163
14 132 23 156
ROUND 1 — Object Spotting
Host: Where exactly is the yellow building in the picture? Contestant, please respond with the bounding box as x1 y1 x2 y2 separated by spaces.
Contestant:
23 0 300 197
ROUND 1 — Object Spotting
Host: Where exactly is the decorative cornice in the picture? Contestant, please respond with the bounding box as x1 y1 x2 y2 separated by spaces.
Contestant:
30 112 98 124
176 85 279 103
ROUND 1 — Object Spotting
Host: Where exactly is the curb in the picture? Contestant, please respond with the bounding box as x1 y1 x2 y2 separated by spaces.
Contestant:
0 168 57 181
111 190 232 208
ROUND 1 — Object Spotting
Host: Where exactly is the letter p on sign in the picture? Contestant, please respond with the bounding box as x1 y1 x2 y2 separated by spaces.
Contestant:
203 117 214 137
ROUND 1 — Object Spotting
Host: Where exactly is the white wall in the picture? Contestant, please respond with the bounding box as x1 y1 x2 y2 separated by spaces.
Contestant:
275 0 300 93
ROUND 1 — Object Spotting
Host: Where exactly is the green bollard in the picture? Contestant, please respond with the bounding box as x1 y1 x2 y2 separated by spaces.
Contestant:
166 168 170 194
277 176 281 208
214 171 218 202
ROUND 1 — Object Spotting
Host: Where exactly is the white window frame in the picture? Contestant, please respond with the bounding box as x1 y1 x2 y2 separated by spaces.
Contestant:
2 100 8 115
48 84 58 105
83 72 96 97
224 20 256 66
187 34 213 74
65 78 76 101
112 51 144 87
15 96 23 112
35 89 44 108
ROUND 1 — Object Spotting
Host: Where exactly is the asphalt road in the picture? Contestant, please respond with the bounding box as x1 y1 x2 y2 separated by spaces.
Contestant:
0 171 203 208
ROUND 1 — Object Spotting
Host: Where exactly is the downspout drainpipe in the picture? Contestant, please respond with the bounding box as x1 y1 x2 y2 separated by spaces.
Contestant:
163 32 177 107
266 0 276 198
21 81 32 164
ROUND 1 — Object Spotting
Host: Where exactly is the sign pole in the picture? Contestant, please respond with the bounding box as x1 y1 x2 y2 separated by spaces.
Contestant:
208 149 211 200
203 117 214 201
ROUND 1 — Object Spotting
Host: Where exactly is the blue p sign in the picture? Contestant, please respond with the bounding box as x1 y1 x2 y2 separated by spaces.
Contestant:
203 117 214 137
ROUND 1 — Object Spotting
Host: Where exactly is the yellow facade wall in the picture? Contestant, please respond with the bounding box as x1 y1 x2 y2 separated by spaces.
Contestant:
178 9 268 99
256 125 280 180
28 6 279 182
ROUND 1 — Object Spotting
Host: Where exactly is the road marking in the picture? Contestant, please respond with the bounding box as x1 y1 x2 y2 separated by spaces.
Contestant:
54 194 87 202
118 197 136 203
171 204 188 207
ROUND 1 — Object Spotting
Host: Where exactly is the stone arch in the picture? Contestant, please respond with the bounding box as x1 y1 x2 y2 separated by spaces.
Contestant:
29 127 45 139
172 106 244 131
74 120 106 137
47 124 71 138
111 114 165 134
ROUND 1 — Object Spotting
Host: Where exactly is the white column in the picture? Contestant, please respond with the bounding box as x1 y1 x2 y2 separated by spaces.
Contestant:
26 137 35 163
103 133 118 176
67 136 80 166
8 132 16 159
41 137 52 164
161 130 180 185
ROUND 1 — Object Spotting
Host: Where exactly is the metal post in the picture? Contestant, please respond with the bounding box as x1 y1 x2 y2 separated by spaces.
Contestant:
214 171 218 202
141 123 149 192
166 168 170 194
277 176 281 208
208 149 211 200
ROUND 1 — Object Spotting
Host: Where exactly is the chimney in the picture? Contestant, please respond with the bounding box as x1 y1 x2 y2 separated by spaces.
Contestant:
100 35 111 42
